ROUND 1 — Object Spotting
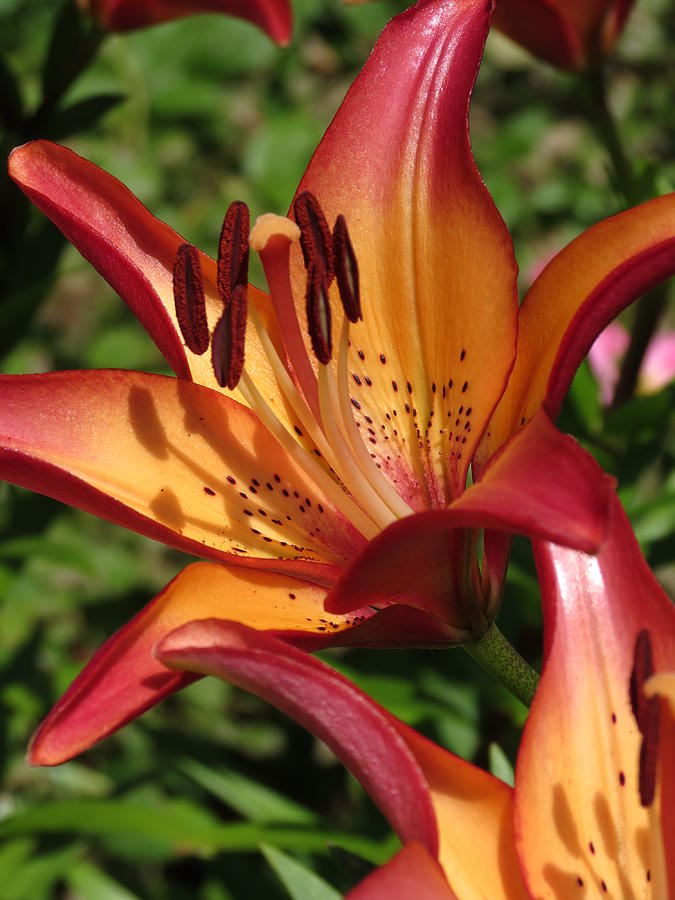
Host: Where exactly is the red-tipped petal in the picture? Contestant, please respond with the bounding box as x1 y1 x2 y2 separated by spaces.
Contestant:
326 412 615 618
31 562 442 766
292 0 518 503
346 843 457 900
157 620 527 899
514 496 675 896
482 193 675 463
7 141 290 421
0 369 365 569
157 619 440 852
88 0 293 45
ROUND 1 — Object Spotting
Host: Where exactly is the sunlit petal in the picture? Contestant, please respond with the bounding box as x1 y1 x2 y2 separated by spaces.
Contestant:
293 0 518 503
481 193 675 463
515 496 675 896
326 412 615 618
346 843 458 899
0 370 365 567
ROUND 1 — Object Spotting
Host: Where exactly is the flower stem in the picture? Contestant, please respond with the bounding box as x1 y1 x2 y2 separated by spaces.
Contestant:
582 63 669 407
463 623 539 708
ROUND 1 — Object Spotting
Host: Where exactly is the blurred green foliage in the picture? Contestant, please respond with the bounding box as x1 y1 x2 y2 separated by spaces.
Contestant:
0 0 673 896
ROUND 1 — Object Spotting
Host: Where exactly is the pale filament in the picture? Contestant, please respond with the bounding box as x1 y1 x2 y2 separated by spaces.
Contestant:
239 212 414 541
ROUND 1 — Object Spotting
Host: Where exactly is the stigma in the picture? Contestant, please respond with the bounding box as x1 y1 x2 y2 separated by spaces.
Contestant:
172 193 413 541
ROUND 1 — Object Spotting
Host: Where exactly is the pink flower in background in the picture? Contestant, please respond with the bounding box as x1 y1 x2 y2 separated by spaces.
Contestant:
589 322 675 405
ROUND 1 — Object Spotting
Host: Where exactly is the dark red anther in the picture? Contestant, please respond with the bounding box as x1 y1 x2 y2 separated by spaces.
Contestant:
173 243 209 355
629 629 660 807
294 191 334 288
212 282 248 390
333 213 361 322
218 201 250 308
306 264 332 365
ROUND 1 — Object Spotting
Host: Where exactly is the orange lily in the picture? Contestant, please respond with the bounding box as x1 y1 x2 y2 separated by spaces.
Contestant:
79 0 293 45
491 0 635 70
156 492 675 898
4 0 675 765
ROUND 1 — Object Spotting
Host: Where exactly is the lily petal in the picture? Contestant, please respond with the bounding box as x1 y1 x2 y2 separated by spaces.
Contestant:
7 141 290 422
30 561 429 766
515 496 675 897
293 0 518 503
325 412 615 618
158 619 440 853
86 0 293 45
157 619 526 899
0 369 365 568
345 843 457 899
492 0 635 70
481 193 675 462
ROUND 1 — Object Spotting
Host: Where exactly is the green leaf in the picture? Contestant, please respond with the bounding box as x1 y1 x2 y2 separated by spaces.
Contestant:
0 799 390 864
179 758 318 825
488 742 515 787
261 844 342 900
67 861 141 900
40 1 100 107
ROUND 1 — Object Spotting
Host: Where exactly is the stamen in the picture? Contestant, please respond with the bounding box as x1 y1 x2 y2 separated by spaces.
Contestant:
173 243 209 355
333 214 361 322
294 191 334 287
212 283 248 390
317 359 396 531
306 264 332 365
218 201 250 307
629 629 660 806
250 213 321 421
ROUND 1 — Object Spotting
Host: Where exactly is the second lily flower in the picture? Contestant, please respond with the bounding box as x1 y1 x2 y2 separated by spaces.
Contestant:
5 0 675 764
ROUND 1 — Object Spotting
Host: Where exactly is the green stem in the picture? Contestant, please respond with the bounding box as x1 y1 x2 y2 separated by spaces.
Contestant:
583 63 641 206
463 623 539 708
582 63 670 408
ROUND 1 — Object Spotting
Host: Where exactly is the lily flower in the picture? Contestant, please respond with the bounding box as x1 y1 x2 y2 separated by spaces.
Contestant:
491 0 635 70
79 0 293 45
4 0 675 765
156 491 675 897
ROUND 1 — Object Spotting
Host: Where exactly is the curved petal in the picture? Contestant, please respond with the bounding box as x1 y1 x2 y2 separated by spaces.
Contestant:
325 412 616 618
491 0 585 69
158 619 440 853
493 1 635 69
346 843 457 900
293 0 518 503
88 0 293 45
157 619 527 899
481 193 675 463
29 561 393 766
8 141 291 423
0 369 365 568
514 496 675 897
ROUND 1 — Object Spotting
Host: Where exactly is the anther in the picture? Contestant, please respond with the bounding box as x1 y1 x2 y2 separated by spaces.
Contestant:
629 629 660 806
294 191 334 287
218 201 250 308
212 282 248 389
306 264 332 365
333 214 361 322
173 243 209 355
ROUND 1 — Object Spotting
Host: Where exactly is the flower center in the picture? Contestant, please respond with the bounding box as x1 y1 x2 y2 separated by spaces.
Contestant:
172 193 414 542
